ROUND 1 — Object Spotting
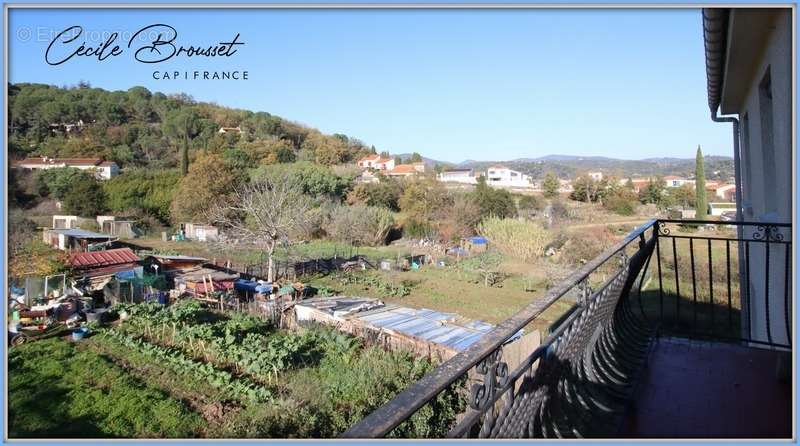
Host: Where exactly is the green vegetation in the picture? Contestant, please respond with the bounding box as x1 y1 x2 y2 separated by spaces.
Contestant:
9 338 204 438
695 145 707 219
542 172 560 198
478 217 550 261
8 301 465 438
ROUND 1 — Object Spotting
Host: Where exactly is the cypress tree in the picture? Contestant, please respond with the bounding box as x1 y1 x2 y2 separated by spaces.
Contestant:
695 145 707 220
180 136 189 176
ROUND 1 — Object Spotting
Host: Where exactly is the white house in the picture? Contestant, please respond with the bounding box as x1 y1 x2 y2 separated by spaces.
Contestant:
357 154 395 171
14 157 119 180
714 184 736 201
218 126 242 134
663 175 693 188
588 171 603 181
703 7 791 348
438 168 478 185
486 166 532 189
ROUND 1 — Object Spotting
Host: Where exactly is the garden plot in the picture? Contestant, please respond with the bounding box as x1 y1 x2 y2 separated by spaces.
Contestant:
8 300 464 439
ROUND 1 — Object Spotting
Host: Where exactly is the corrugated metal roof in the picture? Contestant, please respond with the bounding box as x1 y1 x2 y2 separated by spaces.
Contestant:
49 228 114 239
295 298 518 352
69 248 141 268
356 306 495 351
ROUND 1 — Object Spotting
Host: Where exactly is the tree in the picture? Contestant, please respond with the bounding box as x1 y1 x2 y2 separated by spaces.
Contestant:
473 176 517 219
542 172 560 198
61 175 107 217
639 176 667 206
409 152 423 163
603 188 638 216
300 132 350 166
669 184 696 209
324 204 395 246
170 153 239 222
163 108 202 175
346 179 403 211
104 168 181 223
207 173 314 282
518 194 544 218
398 179 450 238
695 145 707 220
254 162 353 199
435 193 481 242
36 168 92 200
570 175 603 203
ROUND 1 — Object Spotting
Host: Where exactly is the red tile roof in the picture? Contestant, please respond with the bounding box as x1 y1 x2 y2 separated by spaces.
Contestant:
69 248 141 269
388 164 418 174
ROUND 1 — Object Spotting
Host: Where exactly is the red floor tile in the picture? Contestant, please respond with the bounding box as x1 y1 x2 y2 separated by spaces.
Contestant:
622 337 792 439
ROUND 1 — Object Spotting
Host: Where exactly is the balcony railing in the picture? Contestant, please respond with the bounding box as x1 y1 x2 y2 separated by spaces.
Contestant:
341 219 792 439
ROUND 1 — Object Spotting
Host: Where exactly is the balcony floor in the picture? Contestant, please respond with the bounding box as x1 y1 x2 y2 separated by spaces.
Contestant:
622 336 792 439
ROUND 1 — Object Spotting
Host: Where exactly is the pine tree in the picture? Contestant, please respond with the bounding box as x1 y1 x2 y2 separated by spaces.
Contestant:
542 172 560 198
695 145 707 220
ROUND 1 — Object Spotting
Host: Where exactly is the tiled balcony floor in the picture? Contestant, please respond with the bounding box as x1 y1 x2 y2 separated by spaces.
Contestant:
622 336 792 439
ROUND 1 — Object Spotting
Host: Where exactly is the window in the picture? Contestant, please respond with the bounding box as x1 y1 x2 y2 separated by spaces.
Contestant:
758 68 777 214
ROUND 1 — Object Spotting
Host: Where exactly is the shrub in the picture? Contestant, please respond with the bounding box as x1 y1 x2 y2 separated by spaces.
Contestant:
473 176 516 219
435 193 481 243
477 217 550 261
324 204 395 246
603 189 638 216
346 180 403 211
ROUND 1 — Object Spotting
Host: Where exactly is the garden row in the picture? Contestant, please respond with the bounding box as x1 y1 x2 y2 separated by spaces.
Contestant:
9 300 465 438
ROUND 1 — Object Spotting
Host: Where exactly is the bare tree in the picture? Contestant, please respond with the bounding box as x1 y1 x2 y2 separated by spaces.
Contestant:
206 173 313 282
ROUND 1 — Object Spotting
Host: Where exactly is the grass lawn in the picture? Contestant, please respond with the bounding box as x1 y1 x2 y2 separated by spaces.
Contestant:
307 264 575 330
8 337 204 438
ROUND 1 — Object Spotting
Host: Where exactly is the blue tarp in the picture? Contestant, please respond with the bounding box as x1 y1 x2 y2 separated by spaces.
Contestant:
115 270 136 280
467 236 488 245
234 279 272 294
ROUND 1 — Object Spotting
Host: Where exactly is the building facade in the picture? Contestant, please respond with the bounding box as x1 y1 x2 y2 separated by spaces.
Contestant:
437 168 478 184
14 157 119 180
357 154 395 171
486 166 532 188
704 8 792 347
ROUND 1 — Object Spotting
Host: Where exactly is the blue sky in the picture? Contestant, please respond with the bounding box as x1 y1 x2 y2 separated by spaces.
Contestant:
8 7 731 162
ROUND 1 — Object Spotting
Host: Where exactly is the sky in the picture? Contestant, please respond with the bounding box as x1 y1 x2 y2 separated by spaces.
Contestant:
7 7 732 162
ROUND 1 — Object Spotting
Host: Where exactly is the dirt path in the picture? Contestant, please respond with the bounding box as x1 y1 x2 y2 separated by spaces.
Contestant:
564 218 651 230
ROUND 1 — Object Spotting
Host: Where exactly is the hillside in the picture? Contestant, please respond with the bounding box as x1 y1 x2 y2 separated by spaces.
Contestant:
457 154 734 181
7 82 377 170
8 83 733 182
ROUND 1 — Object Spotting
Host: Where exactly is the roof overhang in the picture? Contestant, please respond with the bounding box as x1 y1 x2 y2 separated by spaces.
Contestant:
719 9 781 114
704 8 783 114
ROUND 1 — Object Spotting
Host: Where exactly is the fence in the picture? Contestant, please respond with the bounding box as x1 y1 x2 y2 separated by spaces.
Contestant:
340 219 792 438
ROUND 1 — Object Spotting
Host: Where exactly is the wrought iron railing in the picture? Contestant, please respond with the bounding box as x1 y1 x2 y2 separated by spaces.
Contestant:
640 219 791 349
341 219 792 439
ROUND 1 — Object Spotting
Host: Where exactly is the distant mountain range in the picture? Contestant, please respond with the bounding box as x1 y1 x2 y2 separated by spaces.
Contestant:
393 154 735 182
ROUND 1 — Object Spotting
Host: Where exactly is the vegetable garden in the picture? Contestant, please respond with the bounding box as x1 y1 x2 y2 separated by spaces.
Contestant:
9 300 464 438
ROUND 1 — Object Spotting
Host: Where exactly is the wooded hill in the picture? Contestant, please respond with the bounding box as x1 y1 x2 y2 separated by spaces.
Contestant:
8 82 375 170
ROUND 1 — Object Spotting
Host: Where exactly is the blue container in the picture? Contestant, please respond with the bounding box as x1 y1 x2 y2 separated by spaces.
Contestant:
72 327 90 341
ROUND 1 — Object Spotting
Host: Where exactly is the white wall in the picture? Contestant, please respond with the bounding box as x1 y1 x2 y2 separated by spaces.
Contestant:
733 10 792 347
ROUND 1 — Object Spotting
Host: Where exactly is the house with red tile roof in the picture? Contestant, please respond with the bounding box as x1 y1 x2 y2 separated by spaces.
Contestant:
386 162 425 177
14 156 119 179
357 154 395 171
